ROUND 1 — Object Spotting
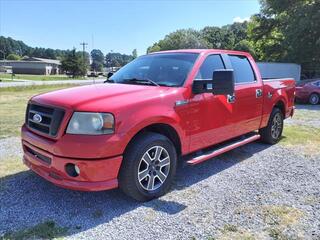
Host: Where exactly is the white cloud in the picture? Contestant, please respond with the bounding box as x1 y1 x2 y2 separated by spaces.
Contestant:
233 16 250 23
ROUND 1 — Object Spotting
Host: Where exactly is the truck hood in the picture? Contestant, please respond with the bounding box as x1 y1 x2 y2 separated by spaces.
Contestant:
31 83 174 111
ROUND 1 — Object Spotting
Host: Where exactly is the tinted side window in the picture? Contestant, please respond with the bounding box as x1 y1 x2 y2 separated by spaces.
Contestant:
195 55 225 80
229 55 256 83
313 81 320 87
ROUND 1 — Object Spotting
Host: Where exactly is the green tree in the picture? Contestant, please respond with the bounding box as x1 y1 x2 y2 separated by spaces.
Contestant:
249 0 320 77
146 24 251 54
147 44 161 53
61 49 88 77
0 36 70 60
6 53 21 60
201 26 235 49
44 48 57 59
234 39 256 57
76 51 90 70
147 29 210 53
105 52 134 67
223 21 248 45
90 49 104 72
132 49 138 59
247 14 286 62
0 36 31 57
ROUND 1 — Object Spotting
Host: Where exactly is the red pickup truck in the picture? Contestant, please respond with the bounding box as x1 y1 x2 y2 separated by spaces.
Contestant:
21 49 295 201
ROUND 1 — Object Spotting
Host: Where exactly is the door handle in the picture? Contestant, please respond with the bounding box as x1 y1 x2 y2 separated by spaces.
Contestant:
227 94 236 103
256 89 263 98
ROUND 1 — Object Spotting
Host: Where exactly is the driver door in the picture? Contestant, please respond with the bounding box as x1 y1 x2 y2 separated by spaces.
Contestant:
189 54 237 152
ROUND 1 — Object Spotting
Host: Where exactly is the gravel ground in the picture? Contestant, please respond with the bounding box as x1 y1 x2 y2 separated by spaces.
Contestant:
0 106 319 239
286 104 320 128
0 137 22 160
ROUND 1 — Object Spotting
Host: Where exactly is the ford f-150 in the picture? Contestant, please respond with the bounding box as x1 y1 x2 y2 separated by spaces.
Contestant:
21 49 295 201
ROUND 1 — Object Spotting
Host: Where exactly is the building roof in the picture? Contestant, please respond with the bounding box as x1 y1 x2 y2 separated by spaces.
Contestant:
0 57 61 66
22 57 61 65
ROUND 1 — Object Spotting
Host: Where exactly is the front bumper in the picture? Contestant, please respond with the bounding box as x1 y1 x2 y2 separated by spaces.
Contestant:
22 140 122 191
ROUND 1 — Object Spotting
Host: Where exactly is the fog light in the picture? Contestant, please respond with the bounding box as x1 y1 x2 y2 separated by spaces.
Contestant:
65 163 80 177
74 165 80 175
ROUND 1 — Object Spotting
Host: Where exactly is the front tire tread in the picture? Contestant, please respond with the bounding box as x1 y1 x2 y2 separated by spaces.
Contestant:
119 132 177 202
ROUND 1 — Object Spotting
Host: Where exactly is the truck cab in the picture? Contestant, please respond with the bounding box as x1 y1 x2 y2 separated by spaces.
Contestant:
21 49 295 201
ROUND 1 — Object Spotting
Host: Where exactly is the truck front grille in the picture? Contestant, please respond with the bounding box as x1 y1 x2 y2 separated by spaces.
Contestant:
26 103 65 137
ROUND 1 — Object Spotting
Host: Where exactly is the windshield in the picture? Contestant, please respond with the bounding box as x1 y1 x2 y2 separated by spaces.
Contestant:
109 53 199 87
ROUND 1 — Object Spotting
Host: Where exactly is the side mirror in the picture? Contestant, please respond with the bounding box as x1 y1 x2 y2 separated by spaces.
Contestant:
192 69 234 95
107 72 113 79
212 69 234 95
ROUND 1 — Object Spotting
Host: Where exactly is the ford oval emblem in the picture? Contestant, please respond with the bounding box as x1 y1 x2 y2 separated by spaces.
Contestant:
33 113 42 123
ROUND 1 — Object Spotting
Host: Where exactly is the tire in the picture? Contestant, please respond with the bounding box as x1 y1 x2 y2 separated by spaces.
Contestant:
259 107 284 144
119 132 177 201
309 93 319 105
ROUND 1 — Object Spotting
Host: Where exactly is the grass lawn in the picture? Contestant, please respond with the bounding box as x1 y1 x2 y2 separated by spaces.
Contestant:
281 125 320 155
0 84 76 138
3 221 68 240
0 73 86 81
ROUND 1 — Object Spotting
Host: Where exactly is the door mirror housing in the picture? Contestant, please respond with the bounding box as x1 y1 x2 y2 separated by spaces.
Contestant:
192 69 235 95
212 69 234 95
107 72 113 79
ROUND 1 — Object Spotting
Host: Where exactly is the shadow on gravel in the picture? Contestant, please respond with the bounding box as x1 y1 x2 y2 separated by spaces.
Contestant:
0 142 271 238
174 142 272 191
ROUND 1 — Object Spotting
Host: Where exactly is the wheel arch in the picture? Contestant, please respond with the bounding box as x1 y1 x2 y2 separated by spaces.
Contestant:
274 99 286 117
124 122 183 157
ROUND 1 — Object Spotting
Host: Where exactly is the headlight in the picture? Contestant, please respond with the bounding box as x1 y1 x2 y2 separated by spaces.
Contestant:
66 112 114 135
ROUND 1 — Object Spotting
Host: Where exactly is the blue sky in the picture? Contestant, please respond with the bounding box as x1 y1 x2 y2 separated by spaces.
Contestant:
0 0 260 55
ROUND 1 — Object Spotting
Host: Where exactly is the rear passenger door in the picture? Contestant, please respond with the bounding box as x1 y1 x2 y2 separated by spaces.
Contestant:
227 54 263 136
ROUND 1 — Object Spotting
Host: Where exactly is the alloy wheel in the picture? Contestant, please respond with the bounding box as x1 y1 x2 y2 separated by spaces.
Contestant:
309 94 319 105
271 113 282 139
137 146 170 191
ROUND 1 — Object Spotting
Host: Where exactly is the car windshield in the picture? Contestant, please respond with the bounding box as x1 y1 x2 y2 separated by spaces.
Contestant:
109 53 199 87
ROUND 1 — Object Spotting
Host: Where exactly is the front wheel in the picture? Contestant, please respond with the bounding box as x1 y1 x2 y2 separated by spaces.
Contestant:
309 93 319 105
259 108 284 144
119 132 177 201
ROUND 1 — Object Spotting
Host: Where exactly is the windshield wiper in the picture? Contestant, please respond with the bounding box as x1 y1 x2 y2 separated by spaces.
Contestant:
122 78 159 86
157 82 179 87
104 79 114 83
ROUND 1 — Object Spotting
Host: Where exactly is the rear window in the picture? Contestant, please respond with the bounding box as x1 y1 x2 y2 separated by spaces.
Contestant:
229 55 256 83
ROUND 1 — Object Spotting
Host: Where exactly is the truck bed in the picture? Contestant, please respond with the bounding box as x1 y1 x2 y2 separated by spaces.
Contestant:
260 78 295 128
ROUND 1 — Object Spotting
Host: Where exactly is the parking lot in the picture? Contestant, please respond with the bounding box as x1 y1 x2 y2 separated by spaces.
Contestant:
0 85 319 239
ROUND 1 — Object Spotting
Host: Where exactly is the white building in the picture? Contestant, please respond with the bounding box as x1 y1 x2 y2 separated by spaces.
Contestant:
0 57 61 75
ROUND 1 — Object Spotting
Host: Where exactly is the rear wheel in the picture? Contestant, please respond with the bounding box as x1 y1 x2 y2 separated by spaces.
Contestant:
259 108 284 144
119 132 177 201
309 93 319 105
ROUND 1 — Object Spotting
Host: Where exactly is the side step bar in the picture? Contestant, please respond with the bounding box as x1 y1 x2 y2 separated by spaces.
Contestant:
186 134 260 165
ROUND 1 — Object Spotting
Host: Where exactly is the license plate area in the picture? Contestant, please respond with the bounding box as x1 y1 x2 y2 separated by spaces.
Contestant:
24 145 52 165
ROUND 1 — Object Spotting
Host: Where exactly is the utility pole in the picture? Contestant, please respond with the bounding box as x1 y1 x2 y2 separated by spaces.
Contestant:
80 42 88 76
80 42 88 62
